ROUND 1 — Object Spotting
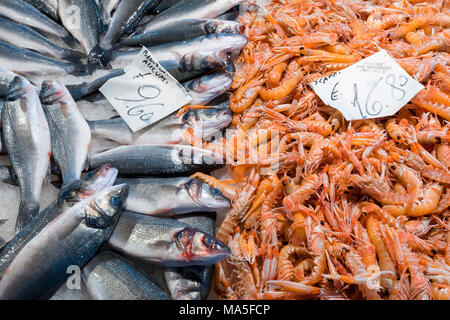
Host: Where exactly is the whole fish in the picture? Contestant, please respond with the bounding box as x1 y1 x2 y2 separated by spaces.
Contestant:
0 164 118 277
89 144 224 176
2 77 51 231
108 211 230 266
0 184 128 300
111 34 247 68
99 0 121 25
0 17 83 65
118 19 243 48
22 0 58 20
90 0 162 66
88 106 232 146
165 213 216 300
115 177 230 216
0 0 73 44
141 0 245 33
83 251 169 300
0 41 87 76
41 80 91 187
58 0 104 55
185 72 233 105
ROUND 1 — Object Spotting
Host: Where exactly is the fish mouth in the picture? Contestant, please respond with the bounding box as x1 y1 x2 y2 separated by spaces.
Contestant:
197 108 233 137
40 80 64 104
174 228 230 265
209 34 248 53
80 164 118 198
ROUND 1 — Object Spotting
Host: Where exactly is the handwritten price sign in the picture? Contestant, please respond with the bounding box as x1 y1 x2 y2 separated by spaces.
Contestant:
309 50 424 121
100 47 192 132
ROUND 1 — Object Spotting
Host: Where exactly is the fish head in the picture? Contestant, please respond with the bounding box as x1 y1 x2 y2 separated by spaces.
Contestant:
85 183 129 228
40 80 71 105
184 178 231 210
6 76 33 101
182 107 232 137
205 19 244 34
79 164 119 198
174 227 230 265
204 33 248 53
186 73 232 105
178 50 228 72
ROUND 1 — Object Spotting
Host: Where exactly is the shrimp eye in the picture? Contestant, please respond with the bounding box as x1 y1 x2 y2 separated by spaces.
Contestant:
282 180 287 186
348 186 354 190
320 220 325 226
390 165 396 170
436 137 441 144
397 274 401 280
396 135 401 140
431 249 437 255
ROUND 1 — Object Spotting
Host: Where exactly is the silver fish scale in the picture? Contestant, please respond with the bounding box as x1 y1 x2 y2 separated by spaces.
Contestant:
83 251 168 300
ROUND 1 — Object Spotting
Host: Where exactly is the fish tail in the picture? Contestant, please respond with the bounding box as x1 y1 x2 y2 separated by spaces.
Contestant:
88 44 112 67
15 201 39 232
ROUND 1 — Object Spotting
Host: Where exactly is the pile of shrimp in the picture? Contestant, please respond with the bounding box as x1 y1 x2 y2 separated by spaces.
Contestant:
193 0 450 300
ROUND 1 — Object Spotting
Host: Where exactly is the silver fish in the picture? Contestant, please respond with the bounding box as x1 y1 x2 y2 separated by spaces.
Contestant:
0 184 128 300
118 19 243 48
22 0 58 20
108 211 230 266
58 0 104 55
185 72 233 105
90 0 161 66
0 164 118 277
141 0 245 33
111 34 247 68
0 0 73 44
0 41 87 76
165 213 215 300
83 251 169 300
2 76 51 232
115 177 230 216
88 106 232 146
40 80 91 187
89 144 224 176
0 67 19 97
0 17 83 64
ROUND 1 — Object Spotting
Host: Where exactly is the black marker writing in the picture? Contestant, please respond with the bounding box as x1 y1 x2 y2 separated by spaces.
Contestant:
331 82 339 101
385 74 406 101
365 77 383 116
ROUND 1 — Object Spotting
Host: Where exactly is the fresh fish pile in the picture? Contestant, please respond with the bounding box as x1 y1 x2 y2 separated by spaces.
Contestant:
0 0 246 300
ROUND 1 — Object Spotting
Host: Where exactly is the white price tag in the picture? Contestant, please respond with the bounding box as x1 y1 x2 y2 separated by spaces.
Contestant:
99 47 192 132
309 50 424 121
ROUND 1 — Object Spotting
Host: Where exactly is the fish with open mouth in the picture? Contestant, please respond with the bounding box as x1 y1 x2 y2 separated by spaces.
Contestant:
115 177 230 216
89 0 162 66
118 19 244 48
0 0 73 44
139 0 245 33
165 213 216 300
41 80 91 187
83 251 169 300
89 144 224 176
58 0 104 55
88 105 232 146
108 211 230 267
2 76 51 231
184 72 233 105
0 164 118 277
0 183 128 300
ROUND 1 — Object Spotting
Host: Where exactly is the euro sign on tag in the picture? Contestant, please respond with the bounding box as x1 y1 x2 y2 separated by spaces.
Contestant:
309 50 424 121
99 47 192 132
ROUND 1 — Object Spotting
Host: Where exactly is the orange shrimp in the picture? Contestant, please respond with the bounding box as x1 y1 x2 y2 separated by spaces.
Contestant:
266 61 288 88
259 70 303 101
277 245 307 281
190 172 237 200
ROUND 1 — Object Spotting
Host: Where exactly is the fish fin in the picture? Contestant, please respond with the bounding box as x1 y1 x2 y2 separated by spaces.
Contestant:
15 202 39 232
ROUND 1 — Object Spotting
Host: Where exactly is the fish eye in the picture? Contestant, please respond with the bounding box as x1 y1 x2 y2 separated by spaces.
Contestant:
211 187 223 197
110 196 121 207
